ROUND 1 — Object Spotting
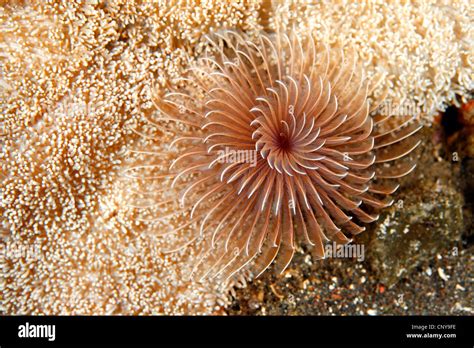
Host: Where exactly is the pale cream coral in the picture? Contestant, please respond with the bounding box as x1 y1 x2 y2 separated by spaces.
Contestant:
1 0 261 315
269 0 473 118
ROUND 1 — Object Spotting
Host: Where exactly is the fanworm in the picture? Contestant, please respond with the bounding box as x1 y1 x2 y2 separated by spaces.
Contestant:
128 30 422 282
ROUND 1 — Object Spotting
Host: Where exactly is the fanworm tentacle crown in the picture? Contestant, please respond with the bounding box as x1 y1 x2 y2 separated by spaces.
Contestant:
144 30 421 281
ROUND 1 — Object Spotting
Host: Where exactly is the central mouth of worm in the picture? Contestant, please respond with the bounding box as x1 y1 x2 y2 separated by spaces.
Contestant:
277 132 292 151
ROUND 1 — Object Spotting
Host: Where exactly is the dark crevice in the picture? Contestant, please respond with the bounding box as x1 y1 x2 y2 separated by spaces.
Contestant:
440 102 474 246
440 105 463 138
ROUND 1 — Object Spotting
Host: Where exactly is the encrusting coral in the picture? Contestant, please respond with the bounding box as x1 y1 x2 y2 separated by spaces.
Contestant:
269 1 473 116
1 0 472 315
1 0 260 315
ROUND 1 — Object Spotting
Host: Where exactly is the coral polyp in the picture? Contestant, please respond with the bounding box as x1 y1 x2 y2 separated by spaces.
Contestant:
147 30 421 281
